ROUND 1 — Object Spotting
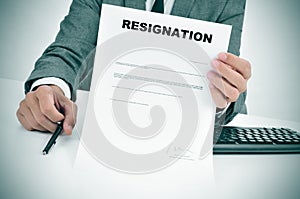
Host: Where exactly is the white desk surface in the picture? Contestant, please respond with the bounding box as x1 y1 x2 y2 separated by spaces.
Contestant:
1 78 299 199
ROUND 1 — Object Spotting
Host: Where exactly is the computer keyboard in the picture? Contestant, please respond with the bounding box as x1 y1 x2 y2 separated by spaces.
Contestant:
213 126 300 154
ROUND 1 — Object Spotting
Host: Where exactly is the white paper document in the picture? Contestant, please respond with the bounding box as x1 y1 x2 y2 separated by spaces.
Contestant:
75 4 231 198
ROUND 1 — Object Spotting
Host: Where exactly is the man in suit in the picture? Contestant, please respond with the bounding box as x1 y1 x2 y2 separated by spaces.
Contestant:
16 0 251 135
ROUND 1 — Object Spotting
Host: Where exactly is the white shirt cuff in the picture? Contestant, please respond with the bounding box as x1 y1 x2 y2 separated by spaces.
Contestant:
216 102 231 118
30 77 71 99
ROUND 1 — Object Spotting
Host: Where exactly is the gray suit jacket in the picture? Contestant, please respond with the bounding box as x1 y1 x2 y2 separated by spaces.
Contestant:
25 0 247 124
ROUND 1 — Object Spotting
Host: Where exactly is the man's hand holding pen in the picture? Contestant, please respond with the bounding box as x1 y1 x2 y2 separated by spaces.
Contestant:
16 85 77 135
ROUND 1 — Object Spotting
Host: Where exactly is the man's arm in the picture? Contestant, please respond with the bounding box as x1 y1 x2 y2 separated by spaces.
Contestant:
18 0 103 133
25 0 103 100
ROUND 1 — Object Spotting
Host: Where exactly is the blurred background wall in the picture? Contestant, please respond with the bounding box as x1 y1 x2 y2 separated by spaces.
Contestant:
241 0 300 122
0 0 299 122
0 0 72 80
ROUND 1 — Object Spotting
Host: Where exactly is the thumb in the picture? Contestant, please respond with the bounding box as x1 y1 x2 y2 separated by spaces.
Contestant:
57 94 77 135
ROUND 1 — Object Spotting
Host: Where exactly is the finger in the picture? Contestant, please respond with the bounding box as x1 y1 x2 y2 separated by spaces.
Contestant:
212 59 247 92
18 99 47 132
36 86 65 123
207 70 240 102
208 83 227 109
57 95 77 135
218 52 251 80
28 102 58 133
25 93 58 133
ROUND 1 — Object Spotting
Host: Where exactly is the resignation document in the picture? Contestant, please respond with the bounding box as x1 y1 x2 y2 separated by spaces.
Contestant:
75 4 231 198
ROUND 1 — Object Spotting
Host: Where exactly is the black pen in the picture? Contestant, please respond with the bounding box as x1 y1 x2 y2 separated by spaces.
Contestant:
42 122 64 155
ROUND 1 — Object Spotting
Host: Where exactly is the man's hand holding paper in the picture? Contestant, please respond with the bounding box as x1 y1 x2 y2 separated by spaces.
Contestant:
208 52 251 109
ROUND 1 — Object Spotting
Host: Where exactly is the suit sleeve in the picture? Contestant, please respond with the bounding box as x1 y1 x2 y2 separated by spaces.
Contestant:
216 0 247 124
24 0 102 100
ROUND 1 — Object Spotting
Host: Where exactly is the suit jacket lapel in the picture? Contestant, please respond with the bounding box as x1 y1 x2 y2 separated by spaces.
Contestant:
124 0 145 10
171 0 195 17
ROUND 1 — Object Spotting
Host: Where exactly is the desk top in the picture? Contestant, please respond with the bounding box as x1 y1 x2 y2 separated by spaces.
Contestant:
1 78 299 199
